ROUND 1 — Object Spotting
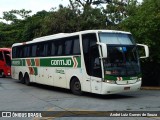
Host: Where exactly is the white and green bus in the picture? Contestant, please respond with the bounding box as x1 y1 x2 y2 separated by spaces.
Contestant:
11 30 149 95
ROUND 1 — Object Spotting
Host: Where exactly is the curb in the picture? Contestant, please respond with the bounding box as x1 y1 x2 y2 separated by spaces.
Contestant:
141 87 160 90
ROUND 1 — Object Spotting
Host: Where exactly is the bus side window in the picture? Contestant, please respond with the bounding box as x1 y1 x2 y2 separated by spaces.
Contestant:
32 45 37 57
0 51 4 61
15 47 19 58
25 46 31 58
51 42 56 56
12 47 17 58
18 46 24 58
65 39 73 55
24 46 28 58
73 39 80 55
57 44 63 55
37 44 45 57
27 46 31 57
46 42 51 56
57 40 64 56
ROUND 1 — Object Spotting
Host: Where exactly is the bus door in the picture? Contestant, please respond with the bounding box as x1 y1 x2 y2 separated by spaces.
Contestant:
4 53 11 76
89 46 102 94
82 33 102 93
0 50 5 77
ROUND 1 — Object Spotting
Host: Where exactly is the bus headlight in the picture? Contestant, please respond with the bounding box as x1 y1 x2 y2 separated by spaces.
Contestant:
137 78 142 82
105 80 116 84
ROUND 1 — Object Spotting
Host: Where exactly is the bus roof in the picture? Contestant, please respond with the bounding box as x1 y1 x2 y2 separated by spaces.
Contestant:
0 48 11 51
12 30 131 47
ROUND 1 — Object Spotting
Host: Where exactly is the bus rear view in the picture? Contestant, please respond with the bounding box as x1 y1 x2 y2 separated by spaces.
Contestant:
0 48 11 77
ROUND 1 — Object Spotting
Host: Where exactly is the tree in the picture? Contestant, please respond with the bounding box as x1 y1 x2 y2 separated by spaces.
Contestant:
120 0 160 85
103 0 139 29
0 22 21 47
21 10 50 41
41 6 79 35
121 0 160 62
2 11 17 23
69 0 111 8
11 9 32 19
1 9 32 24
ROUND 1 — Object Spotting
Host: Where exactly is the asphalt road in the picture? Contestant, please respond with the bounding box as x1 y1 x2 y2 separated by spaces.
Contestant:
0 77 160 120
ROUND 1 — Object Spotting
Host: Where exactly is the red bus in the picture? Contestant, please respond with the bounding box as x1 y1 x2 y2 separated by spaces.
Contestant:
0 48 11 77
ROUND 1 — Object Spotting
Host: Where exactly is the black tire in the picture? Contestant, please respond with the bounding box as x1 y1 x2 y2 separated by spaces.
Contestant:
0 70 5 78
19 73 24 84
24 73 31 86
2 76 6 78
70 78 82 95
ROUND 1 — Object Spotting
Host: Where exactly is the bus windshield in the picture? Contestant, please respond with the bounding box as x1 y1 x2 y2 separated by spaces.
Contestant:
99 32 140 77
99 32 135 45
103 45 140 77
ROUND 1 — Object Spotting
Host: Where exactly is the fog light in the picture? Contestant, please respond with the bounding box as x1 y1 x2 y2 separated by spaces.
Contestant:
106 80 116 84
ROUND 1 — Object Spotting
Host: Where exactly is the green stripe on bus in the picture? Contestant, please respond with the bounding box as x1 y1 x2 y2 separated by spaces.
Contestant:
22 59 26 66
31 59 35 66
12 56 81 68
104 74 142 81
12 59 23 66
33 67 38 75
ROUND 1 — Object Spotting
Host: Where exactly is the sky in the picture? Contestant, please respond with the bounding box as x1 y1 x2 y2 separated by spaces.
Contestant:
0 0 143 19
0 0 69 18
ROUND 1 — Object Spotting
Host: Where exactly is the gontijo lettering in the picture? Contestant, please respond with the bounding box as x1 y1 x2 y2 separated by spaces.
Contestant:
51 59 72 66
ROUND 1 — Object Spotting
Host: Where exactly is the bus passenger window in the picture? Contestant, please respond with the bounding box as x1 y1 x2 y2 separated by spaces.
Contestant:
0 51 3 61
46 43 51 56
65 40 72 55
51 43 56 56
12 47 17 58
57 45 63 55
32 45 37 57
19 47 24 58
37 44 45 57
24 46 30 58
73 39 80 55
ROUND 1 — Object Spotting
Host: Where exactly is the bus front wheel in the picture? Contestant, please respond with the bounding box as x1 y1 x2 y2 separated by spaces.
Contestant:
24 73 31 86
0 70 5 78
70 77 82 95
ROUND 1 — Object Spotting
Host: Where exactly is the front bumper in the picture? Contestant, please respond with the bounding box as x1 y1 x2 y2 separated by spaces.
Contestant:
101 81 141 94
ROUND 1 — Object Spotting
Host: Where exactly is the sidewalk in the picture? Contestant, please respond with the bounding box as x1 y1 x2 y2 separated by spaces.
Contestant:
141 86 160 90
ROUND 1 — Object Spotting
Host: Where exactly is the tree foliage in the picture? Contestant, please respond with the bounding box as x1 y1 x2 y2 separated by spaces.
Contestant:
2 9 31 23
69 0 111 8
120 0 160 85
120 0 160 63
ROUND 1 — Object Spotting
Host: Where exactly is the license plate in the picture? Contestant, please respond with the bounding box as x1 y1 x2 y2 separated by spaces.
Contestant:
124 87 130 90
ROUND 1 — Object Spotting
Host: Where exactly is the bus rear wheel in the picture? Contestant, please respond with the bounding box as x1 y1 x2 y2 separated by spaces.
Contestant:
24 73 31 86
19 73 24 84
70 78 82 95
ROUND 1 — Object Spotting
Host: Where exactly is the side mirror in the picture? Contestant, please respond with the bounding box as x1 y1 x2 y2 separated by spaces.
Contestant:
137 44 149 58
97 42 107 58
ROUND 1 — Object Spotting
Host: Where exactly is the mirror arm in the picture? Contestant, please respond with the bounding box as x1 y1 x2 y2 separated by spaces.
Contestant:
97 42 107 58
137 44 149 58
